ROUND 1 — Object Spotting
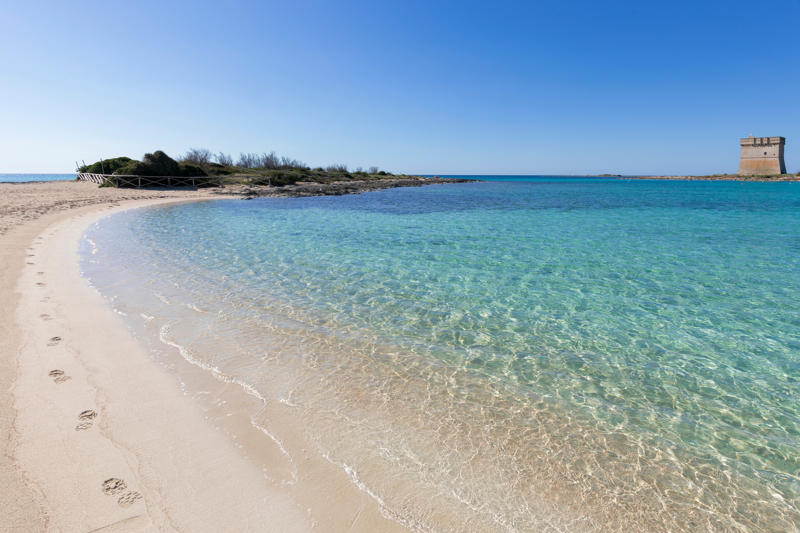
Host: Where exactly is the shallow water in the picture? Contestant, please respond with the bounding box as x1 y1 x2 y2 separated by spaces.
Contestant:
82 178 800 531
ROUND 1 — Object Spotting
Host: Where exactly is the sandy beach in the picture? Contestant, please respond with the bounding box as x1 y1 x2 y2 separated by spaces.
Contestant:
1 181 406 532
5 179 798 532
4 2 797 528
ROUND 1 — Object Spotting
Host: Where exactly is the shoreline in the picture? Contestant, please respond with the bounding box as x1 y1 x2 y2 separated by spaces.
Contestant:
227 176 475 198
6 180 797 530
1 183 410 531
630 174 800 182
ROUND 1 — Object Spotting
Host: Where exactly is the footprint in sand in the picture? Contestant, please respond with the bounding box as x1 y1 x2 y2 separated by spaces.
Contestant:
101 478 142 507
117 491 143 507
37 271 44 275
47 336 61 346
40 314 52 321
48 369 71 384
102 478 127 495
75 409 97 431
26 262 34 265
35 282 45 287
78 409 97 420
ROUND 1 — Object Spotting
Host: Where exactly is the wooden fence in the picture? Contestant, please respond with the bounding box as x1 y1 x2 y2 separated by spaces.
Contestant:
77 173 107 184
77 173 223 188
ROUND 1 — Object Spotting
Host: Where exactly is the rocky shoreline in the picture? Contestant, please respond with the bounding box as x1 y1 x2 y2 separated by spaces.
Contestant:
218 176 476 198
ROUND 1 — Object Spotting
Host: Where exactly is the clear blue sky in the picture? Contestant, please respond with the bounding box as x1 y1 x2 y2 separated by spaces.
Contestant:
2 0 798 174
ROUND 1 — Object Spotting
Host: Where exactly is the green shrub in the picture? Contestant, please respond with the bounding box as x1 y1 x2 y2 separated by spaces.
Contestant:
205 162 232 175
142 150 180 175
178 163 207 176
112 161 149 175
107 151 207 176
79 157 133 174
80 150 402 182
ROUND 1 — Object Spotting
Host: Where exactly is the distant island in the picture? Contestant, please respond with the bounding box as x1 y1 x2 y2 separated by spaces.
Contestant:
78 149 473 195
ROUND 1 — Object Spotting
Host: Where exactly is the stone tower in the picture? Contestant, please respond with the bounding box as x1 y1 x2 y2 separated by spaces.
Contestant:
739 136 786 175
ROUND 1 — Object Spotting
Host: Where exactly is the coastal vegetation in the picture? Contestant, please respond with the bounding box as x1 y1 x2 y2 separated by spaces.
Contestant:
78 156 134 175
79 149 412 187
79 152 205 179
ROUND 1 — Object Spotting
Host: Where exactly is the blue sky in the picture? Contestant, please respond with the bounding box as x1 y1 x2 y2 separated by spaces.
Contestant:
1 0 798 174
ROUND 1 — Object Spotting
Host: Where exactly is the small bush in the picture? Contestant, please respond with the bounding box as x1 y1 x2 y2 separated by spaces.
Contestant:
181 148 213 167
142 150 180 175
206 162 233 175
237 152 260 168
178 163 207 176
112 161 150 175
326 164 348 173
79 157 133 174
109 150 206 176
216 152 233 166
236 151 306 170
280 156 306 169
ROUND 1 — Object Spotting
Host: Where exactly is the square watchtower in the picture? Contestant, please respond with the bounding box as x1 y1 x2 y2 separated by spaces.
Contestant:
739 136 786 175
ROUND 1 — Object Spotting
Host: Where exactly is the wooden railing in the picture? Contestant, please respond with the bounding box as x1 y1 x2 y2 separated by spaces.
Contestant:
77 173 107 184
77 173 223 188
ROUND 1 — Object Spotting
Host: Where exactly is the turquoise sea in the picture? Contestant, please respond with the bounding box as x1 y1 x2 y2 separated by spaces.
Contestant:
0 173 76 182
81 177 800 531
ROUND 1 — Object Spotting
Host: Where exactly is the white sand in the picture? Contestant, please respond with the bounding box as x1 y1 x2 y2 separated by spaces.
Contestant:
1 182 406 532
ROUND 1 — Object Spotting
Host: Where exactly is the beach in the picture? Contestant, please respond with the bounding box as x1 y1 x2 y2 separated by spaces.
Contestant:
5 0 798 528
3 179 799 532
0 181 405 532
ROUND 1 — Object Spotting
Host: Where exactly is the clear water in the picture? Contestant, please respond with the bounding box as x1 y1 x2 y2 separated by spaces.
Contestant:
0 173 76 182
82 178 800 532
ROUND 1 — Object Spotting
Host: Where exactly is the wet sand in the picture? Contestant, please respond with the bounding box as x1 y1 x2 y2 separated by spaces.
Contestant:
0 181 409 531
